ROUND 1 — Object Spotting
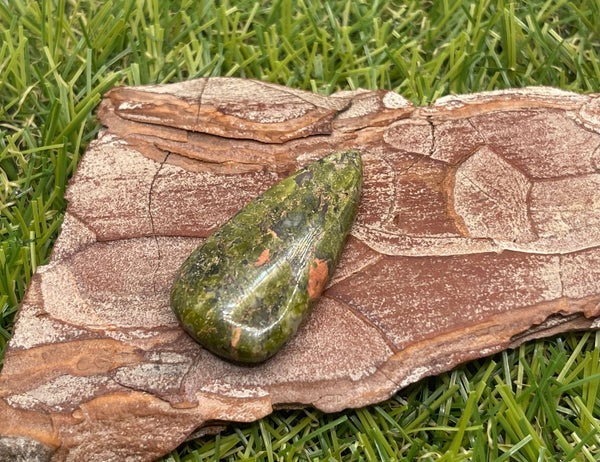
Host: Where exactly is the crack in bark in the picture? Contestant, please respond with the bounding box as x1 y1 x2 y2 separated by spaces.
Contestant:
326 253 384 290
592 144 600 172
60 210 99 238
508 312 584 347
149 153 171 295
194 78 207 127
254 80 353 115
524 179 539 241
557 254 566 298
466 117 485 143
323 294 400 354
426 115 436 158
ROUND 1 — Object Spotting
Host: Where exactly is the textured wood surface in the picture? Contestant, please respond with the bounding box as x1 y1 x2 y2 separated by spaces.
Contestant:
1 79 599 461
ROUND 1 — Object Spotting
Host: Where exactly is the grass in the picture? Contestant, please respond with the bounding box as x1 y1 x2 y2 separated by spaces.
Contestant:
161 335 600 461
0 0 599 460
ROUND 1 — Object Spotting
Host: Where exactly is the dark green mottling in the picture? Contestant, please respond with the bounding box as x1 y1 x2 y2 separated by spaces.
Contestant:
170 150 362 363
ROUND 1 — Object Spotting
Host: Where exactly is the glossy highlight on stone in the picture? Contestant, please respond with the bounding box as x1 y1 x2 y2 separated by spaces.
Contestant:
170 151 362 363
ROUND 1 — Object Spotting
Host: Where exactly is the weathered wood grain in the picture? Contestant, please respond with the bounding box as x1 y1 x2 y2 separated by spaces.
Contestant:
1 79 598 461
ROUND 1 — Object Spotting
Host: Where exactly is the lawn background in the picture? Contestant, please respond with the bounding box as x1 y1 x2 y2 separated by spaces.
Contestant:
1 0 599 460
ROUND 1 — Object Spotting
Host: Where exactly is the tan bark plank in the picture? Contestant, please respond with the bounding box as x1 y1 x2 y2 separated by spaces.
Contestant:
1 79 599 461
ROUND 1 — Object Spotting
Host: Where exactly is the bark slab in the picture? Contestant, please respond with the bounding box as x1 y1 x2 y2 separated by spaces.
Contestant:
1 79 599 461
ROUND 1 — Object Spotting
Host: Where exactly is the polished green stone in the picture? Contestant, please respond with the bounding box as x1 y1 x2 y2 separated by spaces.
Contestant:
170 150 362 363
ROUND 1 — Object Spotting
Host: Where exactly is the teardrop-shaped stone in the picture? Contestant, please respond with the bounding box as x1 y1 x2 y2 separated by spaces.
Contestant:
170 150 362 363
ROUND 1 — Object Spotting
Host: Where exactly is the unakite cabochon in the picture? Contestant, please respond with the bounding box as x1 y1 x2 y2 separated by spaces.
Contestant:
170 150 362 363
